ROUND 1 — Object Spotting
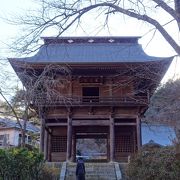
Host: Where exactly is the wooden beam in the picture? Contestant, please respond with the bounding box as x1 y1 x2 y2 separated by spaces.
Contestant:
72 120 109 126
114 114 137 119
76 134 107 139
109 116 114 162
76 132 107 135
66 116 72 161
72 114 138 119
115 123 136 126
72 115 109 119
47 115 67 119
46 123 67 126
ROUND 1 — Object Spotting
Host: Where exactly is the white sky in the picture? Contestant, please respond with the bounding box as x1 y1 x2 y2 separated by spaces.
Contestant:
0 0 179 83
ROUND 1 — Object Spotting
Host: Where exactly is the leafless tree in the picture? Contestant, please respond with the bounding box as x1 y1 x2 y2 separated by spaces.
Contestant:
13 62 71 147
0 58 28 146
0 59 70 147
3 0 179 149
7 0 180 55
16 63 71 105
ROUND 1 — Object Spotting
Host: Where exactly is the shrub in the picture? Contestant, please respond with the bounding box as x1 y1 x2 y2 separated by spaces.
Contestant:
40 165 60 180
126 146 180 180
0 147 44 180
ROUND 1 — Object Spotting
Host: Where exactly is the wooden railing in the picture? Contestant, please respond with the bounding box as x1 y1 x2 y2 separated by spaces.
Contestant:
33 94 148 106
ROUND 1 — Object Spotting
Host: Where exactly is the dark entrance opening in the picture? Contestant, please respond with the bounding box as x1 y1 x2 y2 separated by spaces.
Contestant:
82 87 99 102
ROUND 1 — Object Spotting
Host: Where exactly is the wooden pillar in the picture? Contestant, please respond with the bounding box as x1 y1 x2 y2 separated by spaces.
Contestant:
109 115 115 162
39 108 46 153
107 134 110 162
71 133 76 162
44 128 48 160
136 116 141 150
69 76 72 96
66 115 72 161
48 132 52 161
109 77 113 96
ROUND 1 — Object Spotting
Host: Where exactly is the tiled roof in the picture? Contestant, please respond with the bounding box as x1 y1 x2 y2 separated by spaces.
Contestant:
0 118 39 133
9 36 173 63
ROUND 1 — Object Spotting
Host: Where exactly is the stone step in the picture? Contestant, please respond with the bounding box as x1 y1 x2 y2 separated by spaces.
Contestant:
65 162 117 180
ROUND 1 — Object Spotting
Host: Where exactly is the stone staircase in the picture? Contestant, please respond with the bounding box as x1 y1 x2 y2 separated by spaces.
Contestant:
65 162 119 180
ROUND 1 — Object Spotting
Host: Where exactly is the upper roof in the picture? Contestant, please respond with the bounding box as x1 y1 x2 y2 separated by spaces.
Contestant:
0 118 39 133
9 36 173 64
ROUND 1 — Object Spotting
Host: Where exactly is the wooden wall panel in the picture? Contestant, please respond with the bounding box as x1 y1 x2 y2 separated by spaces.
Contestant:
52 127 67 136
114 126 136 162
40 75 137 101
122 85 133 96
112 85 133 96
100 86 110 96
51 152 66 162
72 107 111 117
112 86 122 96
93 107 110 115
115 107 139 115
51 127 67 162
47 108 67 118
72 81 81 96
56 85 69 95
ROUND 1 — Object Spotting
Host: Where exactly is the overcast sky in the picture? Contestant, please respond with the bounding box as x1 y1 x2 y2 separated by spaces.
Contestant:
0 0 179 82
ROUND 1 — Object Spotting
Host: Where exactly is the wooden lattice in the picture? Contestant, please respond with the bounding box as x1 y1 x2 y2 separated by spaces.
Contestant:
115 134 134 153
51 136 67 152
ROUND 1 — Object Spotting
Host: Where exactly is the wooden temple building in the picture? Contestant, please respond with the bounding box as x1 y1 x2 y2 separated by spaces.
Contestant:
9 36 172 162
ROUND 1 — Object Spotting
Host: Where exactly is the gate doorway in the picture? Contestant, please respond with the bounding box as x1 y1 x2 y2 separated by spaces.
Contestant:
76 136 108 162
73 126 109 162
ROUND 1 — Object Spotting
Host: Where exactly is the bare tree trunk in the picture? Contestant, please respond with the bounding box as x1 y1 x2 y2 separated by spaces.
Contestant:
0 90 25 147
22 117 27 147
175 0 180 30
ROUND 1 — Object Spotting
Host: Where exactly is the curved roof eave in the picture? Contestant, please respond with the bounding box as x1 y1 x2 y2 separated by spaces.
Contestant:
8 42 174 64
8 56 174 67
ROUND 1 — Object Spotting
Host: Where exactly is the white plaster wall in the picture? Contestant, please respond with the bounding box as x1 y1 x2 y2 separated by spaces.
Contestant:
0 129 19 146
13 130 20 146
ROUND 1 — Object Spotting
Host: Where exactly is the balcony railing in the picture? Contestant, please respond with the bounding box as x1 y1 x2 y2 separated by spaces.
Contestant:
33 94 148 107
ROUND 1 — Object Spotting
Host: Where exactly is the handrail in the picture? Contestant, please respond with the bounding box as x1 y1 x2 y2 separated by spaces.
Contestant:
33 94 148 106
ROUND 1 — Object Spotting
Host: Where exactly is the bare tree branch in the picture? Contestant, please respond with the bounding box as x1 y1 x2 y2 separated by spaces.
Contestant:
7 0 179 55
153 0 179 23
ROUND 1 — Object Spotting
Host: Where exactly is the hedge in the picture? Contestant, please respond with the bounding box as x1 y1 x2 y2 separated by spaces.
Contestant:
126 146 180 180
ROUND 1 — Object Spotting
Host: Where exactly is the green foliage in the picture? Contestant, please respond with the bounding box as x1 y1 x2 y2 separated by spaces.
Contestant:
40 165 60 180
0 147 62 180
126 146 180 180
0 147 44 180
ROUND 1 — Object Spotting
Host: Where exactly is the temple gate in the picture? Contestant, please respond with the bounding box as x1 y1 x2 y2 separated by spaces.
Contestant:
9 36 172 162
